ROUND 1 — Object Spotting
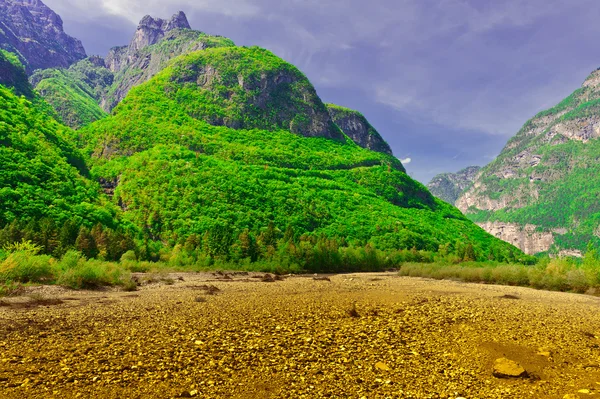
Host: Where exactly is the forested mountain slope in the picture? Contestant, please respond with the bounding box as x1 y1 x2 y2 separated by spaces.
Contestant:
0 52 115 231
31 12 235 128
457 69 600 255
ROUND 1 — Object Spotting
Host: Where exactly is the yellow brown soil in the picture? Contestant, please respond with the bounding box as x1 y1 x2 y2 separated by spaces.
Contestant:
1 272 600 398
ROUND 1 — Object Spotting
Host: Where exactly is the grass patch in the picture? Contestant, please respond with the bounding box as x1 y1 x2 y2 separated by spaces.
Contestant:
399 258 600 293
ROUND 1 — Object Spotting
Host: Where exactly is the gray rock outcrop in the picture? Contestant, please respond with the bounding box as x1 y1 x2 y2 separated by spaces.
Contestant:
0 0 86 73
327 104 393 155
427 166 481 205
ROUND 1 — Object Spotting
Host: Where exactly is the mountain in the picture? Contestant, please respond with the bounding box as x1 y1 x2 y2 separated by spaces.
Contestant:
31 12 236 127
456 69 600 255
75 45 520 264
0 51 112 229
30 56 110 128
7 6 520 265
0 0 86 73
326 104 393 155
427 166 481 205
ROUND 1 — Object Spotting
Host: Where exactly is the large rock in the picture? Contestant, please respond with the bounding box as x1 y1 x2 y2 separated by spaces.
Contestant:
0 0 86 73
492 358 528 378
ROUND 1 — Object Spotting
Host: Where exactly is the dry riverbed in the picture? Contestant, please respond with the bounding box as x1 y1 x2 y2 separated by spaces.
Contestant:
1 272 600 398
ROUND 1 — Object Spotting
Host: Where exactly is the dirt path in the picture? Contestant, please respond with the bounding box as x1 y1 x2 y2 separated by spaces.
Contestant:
1 272 600 398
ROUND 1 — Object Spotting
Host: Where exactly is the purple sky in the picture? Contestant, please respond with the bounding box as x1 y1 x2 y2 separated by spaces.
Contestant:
44 0 600 183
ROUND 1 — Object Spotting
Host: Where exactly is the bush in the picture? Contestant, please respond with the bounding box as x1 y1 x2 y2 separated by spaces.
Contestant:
57 257 135 289
0 252 54 283
399 257 600 294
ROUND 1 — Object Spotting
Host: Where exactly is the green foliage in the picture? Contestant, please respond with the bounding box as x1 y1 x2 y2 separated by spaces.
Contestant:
0 84 115 227
162 47 339 136
104 30 235 110
400 255 600 293
3 239 42 255
32 67 108 128
0 251 54 283
56 251 134 289
0 49 33 98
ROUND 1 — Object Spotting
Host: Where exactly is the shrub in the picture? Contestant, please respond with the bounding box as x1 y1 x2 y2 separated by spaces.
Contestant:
57 258 134 289
0 252 54 283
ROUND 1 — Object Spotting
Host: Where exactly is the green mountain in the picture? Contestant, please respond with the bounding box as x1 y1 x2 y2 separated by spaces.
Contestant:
76 45 519 264
457 69 600 255
31 12 235 128
0 8 522 268
30 56 110 128
0 52 114 229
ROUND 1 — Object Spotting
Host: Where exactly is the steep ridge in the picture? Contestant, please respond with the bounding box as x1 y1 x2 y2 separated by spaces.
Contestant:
78 47 519 261
31 12 236 127
0 0 86 72
326 104 394 155
427 166 481 205
457 69 600 255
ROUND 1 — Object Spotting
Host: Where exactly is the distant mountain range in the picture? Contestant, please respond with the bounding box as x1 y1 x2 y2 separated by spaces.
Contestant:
427 166 480 205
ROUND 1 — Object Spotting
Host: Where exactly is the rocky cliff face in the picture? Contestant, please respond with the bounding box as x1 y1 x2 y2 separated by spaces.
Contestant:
477 222 555 255
128 12 191 53
167 47 344 140
326 104 393 155
456 68 600 255
427 166 480 205
0 0 86 73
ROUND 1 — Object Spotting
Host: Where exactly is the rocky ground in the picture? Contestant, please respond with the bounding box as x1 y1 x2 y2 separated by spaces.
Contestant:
1 272 599 398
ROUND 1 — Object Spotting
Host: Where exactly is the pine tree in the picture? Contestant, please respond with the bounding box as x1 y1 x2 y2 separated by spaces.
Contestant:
39 218 58 255
76 226 98 259
58 219 79 254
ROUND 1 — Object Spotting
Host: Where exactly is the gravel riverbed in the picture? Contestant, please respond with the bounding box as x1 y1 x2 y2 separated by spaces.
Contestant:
1 272 599 398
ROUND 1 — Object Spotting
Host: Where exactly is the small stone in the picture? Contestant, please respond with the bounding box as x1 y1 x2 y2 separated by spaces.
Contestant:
563 394 580 399
189 390 198 397
578 389 591 394
492 358 528 378
375 361 391 371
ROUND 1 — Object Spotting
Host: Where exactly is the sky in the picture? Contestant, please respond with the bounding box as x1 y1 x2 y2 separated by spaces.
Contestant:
44 0 600 183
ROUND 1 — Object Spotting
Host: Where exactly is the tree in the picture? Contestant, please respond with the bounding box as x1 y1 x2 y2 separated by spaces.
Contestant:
76 226 98 259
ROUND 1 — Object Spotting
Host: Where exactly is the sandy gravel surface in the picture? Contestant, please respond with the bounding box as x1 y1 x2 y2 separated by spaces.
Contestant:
1 272 600 398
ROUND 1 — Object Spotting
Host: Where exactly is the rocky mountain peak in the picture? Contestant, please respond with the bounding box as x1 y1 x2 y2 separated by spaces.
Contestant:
129 11 191 52
0 0 86 72
427 166 481 205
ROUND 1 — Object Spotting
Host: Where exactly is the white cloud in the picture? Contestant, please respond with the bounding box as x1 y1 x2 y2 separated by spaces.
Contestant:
45 0 260 23
400 157 412 165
